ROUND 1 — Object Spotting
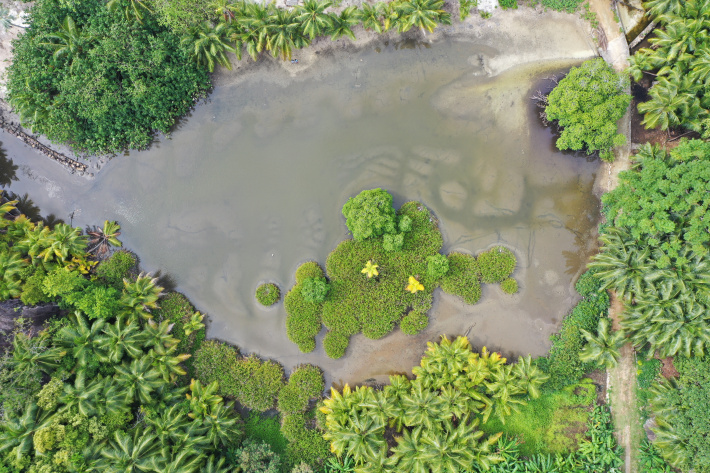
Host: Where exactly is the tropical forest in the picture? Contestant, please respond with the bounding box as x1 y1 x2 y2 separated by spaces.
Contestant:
0 0 707 471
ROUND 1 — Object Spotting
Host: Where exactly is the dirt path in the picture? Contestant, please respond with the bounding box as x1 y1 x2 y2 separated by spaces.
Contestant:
587 1 639 472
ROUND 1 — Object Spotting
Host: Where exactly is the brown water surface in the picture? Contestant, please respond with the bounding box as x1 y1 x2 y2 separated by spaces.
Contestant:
0 38 600 386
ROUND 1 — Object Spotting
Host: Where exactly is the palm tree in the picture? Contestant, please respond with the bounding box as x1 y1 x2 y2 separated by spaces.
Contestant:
387 426 427 473
96 316 145 363
485 364 525 423
329 6 360 41
201 402 241 448
121 273 164 319
638 79 696 131
204 455 231 473
185 379 223 420
512 355 549 399
152 448 205 473
210 0 237 22
55 312 107 369
643 0 683 17
57 372 105 416
181 22 236 72
182 311 205 336
146 404 191 447
42 223 88 264
15 223 52 262
42 16 95 64
114 357 164 404
97 429 162 473
143 318 180 350
0 403 53 463
579 318 625 369
266 8 301 60
400 379 449 430
239 2 274 60
87 220 122 257
10 331 65 374
360 3 384 33
106 0 153 23
0 5 26 32
0 250 27 299
413 335 472 390
149 343 191 382
296 0 333 39
380 1 401 31
325 411 386 464
396 0 449 34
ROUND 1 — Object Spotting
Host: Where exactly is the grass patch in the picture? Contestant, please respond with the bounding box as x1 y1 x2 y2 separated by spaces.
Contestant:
256 283 281 306
244 412 289 456
480 378 596 455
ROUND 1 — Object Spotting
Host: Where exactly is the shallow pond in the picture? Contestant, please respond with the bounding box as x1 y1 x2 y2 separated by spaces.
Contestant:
0 37 600 386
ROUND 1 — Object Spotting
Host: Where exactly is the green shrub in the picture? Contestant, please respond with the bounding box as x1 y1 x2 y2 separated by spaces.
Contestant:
95 250 137 288
288 365 324 399
295 262 324 284
341 189 397 241
398 215 413 233
426 254 449 280
539 0 584 12
231 439 281 473
545 58 630 161
233 356 285 411
193 340 240 395
323 332 349 359
42 268 85 299
301 278 329 303
152 292 203 364
63 283 121 319
256 283 281 306
440 252 482 304
285 263 325 352
499 0 518 8
574 270 601 298
400 311 429 335
291 462 314 473
280 413 306 442
20 268 50 306
382 232 404 252
278 383 308 416
501 278 519 294
477 246 516 284
244 413 288 455
285 426 329 469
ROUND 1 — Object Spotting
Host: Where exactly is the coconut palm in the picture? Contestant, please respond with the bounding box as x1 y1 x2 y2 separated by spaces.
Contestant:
485 364 525 423
380 1 401 31
413 335 472 390
97 429 162 473
186 379 223 420
638 79 696 130
143 318 180 350
239 2 274 60
266 8 301 59
87 220 122 257
96 316 145 363
121 273 164 319
201 402 241 448
203 455 231 473
0 250 27 299
15 223 52 261
387 426 427 473
644 0 684 18
55 312 107 369
360 2 384 33
325 410 386 464
57 372 105 416
42 223 88 264
0 403 53 463
95 379 131 419
512 355 549 399
146 404 191 447
106 0 153 23
209 0 237 22
182 311 205 336
296 0 333 39
42 16 95 64
114 357 164 404
149 343 191 382
396 0 449 34
400 379 449 430
181 22 236 72
329 6 360 41
10 331 65 374
579 318 626 369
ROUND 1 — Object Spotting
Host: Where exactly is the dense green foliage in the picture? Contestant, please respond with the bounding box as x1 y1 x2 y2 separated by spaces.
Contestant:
545 58 630 161
7 0 210 154
257 283 281 306
94 250 137 289
540 270 610 390
648 356 710 471
500 278 518 294
591 140 710 358
538 0 584 12
285 190 518 358
321 336 548 471
629 0 710 135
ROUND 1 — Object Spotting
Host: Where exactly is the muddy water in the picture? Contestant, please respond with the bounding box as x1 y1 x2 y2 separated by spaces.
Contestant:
0 38 600 386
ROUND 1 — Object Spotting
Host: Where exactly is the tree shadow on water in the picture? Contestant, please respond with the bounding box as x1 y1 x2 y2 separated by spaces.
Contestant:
0 142 19 187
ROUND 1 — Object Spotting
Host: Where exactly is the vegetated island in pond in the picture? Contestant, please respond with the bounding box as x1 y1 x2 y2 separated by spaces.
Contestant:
284 188 518 358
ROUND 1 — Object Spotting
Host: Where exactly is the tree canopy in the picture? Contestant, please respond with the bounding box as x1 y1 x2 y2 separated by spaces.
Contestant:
545 58 630 161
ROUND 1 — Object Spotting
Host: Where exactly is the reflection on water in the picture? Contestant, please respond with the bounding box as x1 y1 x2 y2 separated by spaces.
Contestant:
0 39 600 385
